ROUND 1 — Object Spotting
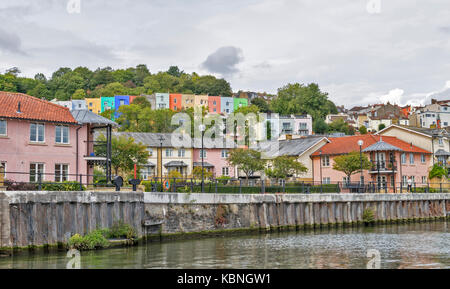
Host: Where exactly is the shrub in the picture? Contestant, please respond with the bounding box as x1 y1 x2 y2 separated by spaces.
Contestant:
4 180 38 191
106 221 137 239
68 230 109 250
41 181 85 191
429 164 447 180
363 208 376 224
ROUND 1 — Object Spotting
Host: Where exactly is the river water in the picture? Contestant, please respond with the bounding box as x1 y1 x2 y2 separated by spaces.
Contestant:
0 221 448 269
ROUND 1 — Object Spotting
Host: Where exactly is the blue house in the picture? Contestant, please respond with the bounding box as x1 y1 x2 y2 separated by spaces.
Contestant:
114 95 130 119
220 97 234 114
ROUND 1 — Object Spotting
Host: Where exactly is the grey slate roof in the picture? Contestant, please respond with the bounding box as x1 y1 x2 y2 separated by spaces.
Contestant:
435 149 450 156
362 141 403 152
395 125 449 138
193 162 214 167
164 161 188 167
71 109 118 127
259 136 327 159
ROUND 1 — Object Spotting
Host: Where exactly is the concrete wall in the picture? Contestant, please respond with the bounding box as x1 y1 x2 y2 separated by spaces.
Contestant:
0 191 144 249
1 191 449 249
143 193 450 236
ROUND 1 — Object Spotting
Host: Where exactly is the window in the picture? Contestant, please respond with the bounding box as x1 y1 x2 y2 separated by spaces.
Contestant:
30 123 45 142
165 149 173 157
402 175 407 187
322 155 330 167
401 153 406 164
422 176 427 184
199 149 207 158
438 138 443 146
221 149 229 158
30 163 44 182
55 126 69 144
343 176 349 185
120 100 125 106
409 153 414 164
213 101 216 105
89 102 93 107
174 106 177 111
174 98 177 104
148 148 153 157
178 148 185 157
140 166 154 180
322 177 330 184
222 167 229 176
213 108 216 112
421 154 426 163
55 164 68 182
0 120 6 136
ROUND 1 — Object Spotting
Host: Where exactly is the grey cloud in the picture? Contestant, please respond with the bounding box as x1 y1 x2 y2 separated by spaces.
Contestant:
0 28 25 54
202 46 243 75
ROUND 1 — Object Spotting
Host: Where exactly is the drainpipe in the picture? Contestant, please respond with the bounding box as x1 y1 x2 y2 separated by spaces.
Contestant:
75 125 82 181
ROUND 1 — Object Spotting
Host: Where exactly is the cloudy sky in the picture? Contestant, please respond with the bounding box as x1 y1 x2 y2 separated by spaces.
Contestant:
1 0 450 107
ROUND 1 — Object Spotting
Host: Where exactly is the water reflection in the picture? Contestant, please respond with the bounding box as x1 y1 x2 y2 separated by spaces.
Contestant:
0 222 448 269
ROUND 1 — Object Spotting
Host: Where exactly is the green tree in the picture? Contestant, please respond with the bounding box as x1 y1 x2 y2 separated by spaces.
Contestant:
332 151 372 181
72 89 86 100
251 98 270 113
313 118 328 134
167 66 184 77
328 119 354 135
265 156 307 181
95 135 149 176
378 123 386 131
192 166 213 180
271 83 337 120
428 164 447 180
359 126 368 135
227 148 266 181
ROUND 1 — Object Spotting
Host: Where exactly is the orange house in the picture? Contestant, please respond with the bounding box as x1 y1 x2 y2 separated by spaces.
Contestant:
208 96 221 113
170 94 183 111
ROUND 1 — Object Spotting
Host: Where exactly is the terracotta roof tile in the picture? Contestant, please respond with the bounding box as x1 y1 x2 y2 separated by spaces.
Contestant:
311 134 431 156
0 91 77 124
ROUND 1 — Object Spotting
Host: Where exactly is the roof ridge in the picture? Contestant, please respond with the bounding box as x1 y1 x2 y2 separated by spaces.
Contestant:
1 91 72 112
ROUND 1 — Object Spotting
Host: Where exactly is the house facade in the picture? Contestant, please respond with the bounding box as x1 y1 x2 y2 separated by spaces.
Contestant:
155 93 170 109
0 92 94 183
221 97 234 114
311 134 432 190
85 98 101 114
169 93 182 111
208 96 221 113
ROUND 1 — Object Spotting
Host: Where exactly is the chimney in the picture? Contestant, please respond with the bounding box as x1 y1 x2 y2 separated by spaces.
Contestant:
17 101 21 113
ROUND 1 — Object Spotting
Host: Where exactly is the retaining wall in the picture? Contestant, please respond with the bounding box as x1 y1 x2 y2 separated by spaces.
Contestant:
0 191 449 249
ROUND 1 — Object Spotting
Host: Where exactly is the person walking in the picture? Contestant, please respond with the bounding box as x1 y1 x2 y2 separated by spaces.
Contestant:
407 177 412 193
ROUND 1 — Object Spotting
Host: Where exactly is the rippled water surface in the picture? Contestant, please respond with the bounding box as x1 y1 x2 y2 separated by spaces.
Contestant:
0 222 448 269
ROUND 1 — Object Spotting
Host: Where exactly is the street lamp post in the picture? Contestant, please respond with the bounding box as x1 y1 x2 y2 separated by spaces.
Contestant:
199 124 206 193
358 140 364 193
158 135 164 181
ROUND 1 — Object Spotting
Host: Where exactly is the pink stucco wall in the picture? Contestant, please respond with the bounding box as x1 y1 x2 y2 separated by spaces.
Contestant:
312 152 431 185
193 148 235 178
0 119 91 183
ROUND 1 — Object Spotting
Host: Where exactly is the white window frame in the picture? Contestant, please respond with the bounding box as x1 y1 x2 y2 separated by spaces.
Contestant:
0 119 7 136
30 123 45 143
222 167 229 176
221 149 229 158
178 148 185 157
421 154 426 163
30 163 45 182
401 153 406 164
55 164 69 182
165 149 173 157
322 155 330 167
322 177 330 184
409 153 414 164
199 149 207 158
55 125 69 144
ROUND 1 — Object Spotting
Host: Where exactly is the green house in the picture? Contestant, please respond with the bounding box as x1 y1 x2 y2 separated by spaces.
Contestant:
233 98 248 110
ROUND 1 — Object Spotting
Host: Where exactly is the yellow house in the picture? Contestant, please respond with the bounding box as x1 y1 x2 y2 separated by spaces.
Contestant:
181 94 195 110
194 95 209 109
85 98 101 114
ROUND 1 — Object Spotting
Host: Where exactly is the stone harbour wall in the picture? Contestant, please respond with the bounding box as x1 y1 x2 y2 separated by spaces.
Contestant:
0 191 449 249
143 193 450 238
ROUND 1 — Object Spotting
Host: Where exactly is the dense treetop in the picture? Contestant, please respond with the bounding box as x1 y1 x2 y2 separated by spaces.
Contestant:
0 65 233 100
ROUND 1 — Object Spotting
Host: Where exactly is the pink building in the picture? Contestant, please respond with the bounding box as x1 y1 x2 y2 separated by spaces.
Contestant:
311 134 432 191
0 92 116 184
193 139 236 178
208 96 221 114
